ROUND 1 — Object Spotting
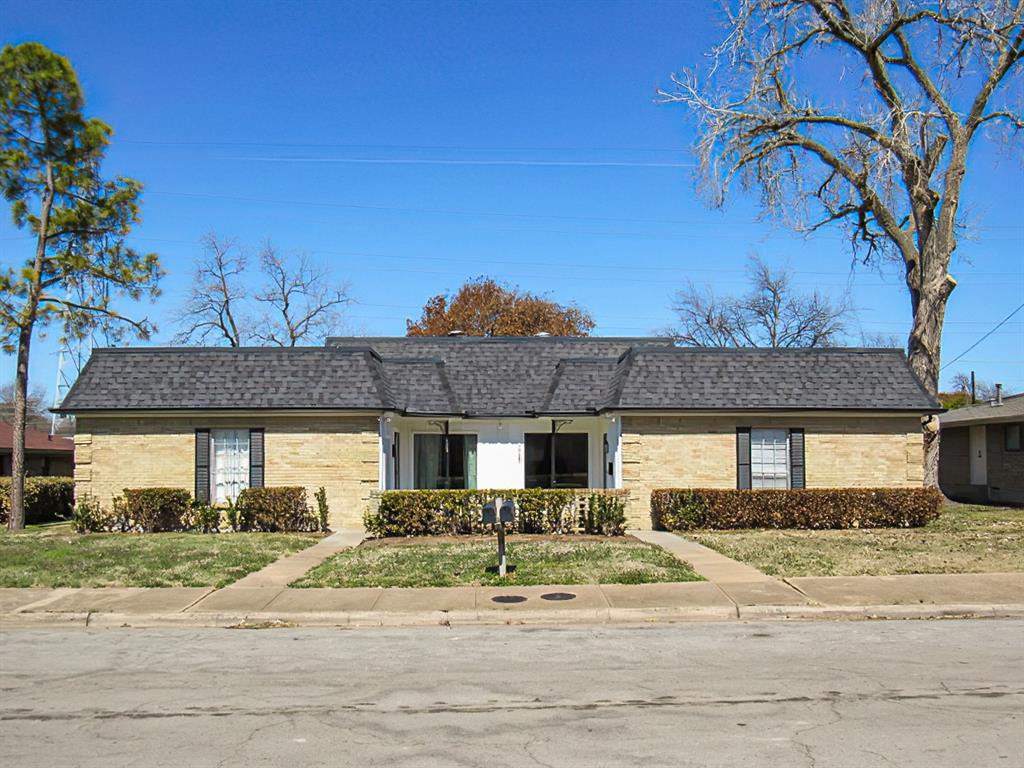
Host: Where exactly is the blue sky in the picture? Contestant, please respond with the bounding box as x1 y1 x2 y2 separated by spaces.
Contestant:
2 0 1022 406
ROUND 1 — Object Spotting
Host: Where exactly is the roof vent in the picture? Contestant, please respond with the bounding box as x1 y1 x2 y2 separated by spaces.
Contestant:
447 330 466 337
991 383 1004 407
534 332 551 337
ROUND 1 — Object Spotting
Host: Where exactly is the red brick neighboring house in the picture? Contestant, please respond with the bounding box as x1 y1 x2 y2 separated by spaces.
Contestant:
0 423 75 477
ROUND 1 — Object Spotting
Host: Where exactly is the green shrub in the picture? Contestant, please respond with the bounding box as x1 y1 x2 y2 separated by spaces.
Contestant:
650 487 943 531
583 493 627 536
236 486 316 532
71 493 108 533
188 501 222 533
0 476 75 525
365 489 630 537
122 488 193 532
315 486 330 532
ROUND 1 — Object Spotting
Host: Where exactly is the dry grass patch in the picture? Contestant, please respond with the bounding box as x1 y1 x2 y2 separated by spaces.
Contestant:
295 535 701 588
688 504 1023 577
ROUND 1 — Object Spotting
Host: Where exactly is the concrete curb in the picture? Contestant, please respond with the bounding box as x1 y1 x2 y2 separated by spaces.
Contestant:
4 603 1023 630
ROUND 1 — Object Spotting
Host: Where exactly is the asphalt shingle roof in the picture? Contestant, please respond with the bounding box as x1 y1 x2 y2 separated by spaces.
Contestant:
59 347 390 411
939 392 1024 426
57 337 941 415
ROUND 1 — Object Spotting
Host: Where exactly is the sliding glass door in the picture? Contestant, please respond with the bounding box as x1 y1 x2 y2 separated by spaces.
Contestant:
414 433 478 489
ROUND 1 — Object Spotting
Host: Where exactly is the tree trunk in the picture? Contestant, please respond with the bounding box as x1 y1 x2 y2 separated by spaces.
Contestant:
8 325 33 530
906 247 956 490
9 164 53 530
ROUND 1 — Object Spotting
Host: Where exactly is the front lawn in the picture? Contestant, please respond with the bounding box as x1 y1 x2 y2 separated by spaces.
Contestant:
688 503 1023 578
0 528 321 588
295 535 702 588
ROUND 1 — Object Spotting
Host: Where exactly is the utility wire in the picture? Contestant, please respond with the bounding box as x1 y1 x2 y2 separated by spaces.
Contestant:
940 301 1024 371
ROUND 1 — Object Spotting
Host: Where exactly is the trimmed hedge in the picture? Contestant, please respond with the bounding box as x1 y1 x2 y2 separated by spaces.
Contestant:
236 486 317 532
123 487 193 532
650 487 943 531
364 489 628 537
0 476 75 525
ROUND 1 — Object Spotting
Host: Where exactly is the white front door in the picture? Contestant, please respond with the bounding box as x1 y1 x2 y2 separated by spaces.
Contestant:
969 425 987 486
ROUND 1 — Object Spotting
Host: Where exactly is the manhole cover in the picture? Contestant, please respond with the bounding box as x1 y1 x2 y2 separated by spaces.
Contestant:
491 595 528 604
540 592 577 601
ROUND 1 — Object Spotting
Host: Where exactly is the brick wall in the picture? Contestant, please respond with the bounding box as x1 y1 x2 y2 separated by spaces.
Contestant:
74 414 380 529
941 423 1024 504
620 414 924 528
988 423 1024 504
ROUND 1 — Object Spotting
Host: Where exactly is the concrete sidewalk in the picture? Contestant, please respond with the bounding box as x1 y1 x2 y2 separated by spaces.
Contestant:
228 529 365 588
2 572 1022 628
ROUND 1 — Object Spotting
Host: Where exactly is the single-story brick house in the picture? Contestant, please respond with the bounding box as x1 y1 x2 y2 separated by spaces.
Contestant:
939 391 1023 505
0 422 75 477
56 336 941 529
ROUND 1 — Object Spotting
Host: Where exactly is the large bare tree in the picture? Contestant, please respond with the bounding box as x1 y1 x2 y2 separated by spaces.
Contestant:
251 243 352 347
661 0 1023 484
671 256 852 347
174 236 351 347
173 233 247 346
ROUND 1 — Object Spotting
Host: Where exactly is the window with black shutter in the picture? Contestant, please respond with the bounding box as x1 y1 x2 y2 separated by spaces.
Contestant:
736 427 751 490
249 428 265 488
195 429 211 503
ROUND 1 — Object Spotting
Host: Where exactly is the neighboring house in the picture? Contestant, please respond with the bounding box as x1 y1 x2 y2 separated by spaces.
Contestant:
55 336 940 528
939 391 1023 505
0 422 75 477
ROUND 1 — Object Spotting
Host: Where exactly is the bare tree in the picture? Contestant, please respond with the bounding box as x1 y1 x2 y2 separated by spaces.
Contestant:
671 256 852 347
251 243 352 347
0 383 50 431
859 331 904 348
950 371 1012 400
173 233 247 346
660 0 1023 484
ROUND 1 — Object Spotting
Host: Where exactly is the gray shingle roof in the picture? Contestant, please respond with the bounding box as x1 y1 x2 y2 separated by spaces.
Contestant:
59 347 390 411
939 392 1024 426
58 337 941 415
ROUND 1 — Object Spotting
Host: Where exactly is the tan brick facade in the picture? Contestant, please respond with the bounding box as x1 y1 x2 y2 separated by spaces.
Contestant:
74 414 380 529
620 414 924 528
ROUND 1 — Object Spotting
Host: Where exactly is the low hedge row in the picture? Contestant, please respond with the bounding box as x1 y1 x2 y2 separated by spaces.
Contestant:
364 489 627 537
650 487 943 531
0 476 75 525
72 486 328 533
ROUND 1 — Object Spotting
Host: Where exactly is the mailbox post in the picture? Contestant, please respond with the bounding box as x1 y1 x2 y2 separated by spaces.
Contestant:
482 497 516 577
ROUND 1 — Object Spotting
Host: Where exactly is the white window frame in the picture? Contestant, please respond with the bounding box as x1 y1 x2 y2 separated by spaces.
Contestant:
210 428 250 504
750 428 790 489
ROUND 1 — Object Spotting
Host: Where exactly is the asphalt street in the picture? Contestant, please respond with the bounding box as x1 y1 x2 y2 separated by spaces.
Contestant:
1 619 1021 767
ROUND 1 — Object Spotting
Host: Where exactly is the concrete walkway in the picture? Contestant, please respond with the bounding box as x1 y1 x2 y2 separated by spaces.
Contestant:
228 529 365 588
632 529 809 607
2 572 1022 628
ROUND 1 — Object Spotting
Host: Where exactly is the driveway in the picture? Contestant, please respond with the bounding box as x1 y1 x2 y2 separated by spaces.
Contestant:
1 620 1021 767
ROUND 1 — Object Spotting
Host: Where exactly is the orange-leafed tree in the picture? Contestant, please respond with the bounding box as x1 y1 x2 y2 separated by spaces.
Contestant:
406 278 595 337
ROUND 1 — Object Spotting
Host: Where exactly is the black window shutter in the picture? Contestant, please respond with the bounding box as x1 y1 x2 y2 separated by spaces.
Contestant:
789 428 805 489
249 428 265 488
736 427 752 490
195 429 211 503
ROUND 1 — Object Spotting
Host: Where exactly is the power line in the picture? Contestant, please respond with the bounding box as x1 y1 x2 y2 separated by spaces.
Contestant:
940 301 1024 371
224 156 695 169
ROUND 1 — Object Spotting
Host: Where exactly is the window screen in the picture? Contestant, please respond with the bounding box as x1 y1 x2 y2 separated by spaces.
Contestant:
210 429 250 504
750 428 789 489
